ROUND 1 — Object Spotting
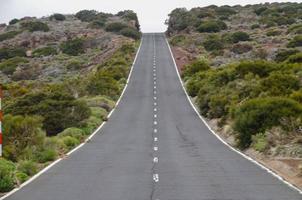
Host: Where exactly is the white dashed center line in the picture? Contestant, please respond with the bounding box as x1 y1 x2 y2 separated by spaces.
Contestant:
154 128 158 133
153 174 159 182
154 146 158 151
154 121 157 125
153 157 159 163
154 137 158 142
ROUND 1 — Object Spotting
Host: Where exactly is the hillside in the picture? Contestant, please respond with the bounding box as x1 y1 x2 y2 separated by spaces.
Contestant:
166 3 302 187
0 10 140 193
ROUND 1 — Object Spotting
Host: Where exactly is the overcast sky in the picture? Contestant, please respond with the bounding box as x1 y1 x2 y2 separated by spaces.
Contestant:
0 0 300 32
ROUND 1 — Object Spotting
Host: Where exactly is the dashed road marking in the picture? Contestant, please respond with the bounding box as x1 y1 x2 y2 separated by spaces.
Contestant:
154 121 158 125
153 174 159 182
154 102 157 106
154 114 157 118
154 137 158 141
153 157 159 163
154 128 158 133
154 146 158 151
154 108 157 112
154 86 157 89
154 90 157 94
154 96 157 100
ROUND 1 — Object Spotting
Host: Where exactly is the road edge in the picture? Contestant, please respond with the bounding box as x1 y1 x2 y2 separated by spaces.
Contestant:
0 38 144 200
164 35 302 195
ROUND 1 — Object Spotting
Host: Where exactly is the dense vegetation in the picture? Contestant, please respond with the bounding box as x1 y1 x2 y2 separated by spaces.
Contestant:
167 3 302 158
0 9 140 192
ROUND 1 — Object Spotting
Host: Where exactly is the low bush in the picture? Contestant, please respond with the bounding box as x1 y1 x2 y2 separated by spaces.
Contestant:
35 149 57 163
32 46 57 57
182 59 209 78
50 13 66 21
66 59 83 70
287 35 302 48
17 160 37 176
203 35 224 51
288 24 302 34
286 52 302 63
233 97 302 149
0 159 15 192
274 49 300 62
119 27 141 39
60 38 85 56
0 47 26 60
197 20 227 33
251 133 268 152
9 18 19 25
88 20 106 29
6 91 91 136
105 22 127 32
0 57 28 75
266 29 282 36
21 21 50 32
231 31 250 43
58 127 85 141
251 24 260 29
0 31 21 42
3 115 45 161
15 172 28 183
62 136 80 149
170 35 187 46
231 43 252 54
75 10 98 22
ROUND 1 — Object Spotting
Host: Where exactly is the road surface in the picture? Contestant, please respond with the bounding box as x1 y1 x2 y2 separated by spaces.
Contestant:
5 33 302 200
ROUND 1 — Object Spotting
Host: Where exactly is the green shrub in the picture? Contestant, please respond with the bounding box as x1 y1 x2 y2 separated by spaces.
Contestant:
0 159 15 192
0 47 26 60
231 43 252 54
6 91 91 136
60 38 85 56
75 10 98 22
170 35 187 46
88 20 106 29
3 115 45 161
87 71 120 97
261 73 300 96
231 31 250 43
9 18 19 25
0 57 28 75
286 52 302 63
105 22 127 32
287 35 302 48
203 35 224 51
58 127 85 141
234 60 276 78
21 21 50 32
119 27 141 39
233 97 302 149
50 13 66 21
0 31 21 42
166 8 193 32
32 46 57 57
66 60 83 70
251 24 260 29
197 20 227 33
274 49 300 62
17 160 38 176
251 133 268 152
62 136 80 149
266 29 282 36
183 59 209 78
290 90 302 103
15 172 29 183
208 94 228 118
36 149 57 163
288 24 302 34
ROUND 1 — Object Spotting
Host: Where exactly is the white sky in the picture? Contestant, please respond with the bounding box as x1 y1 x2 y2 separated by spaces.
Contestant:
0 0 301 32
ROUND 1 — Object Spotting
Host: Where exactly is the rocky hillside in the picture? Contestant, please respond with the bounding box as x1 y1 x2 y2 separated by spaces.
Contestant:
167 3 302 187
0 10 140 193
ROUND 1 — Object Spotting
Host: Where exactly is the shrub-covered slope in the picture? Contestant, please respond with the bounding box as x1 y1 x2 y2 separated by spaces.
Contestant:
0 10 140 192
167 2 302 184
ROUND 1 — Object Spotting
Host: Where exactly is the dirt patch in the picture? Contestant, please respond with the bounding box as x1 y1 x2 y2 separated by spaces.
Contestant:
171 47 192 73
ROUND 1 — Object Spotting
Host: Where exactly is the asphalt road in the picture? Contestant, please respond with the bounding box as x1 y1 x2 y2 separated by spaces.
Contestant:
5 33 302 200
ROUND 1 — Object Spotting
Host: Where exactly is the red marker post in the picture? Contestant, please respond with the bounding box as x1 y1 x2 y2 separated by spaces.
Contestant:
0 84 2 156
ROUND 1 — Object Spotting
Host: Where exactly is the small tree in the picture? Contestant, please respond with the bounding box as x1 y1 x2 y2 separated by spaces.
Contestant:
60 38 85 56
50 13 66 21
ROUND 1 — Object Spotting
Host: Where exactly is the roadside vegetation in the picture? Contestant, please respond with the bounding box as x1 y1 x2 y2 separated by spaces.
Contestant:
167 3 302 160
0 9 140 192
